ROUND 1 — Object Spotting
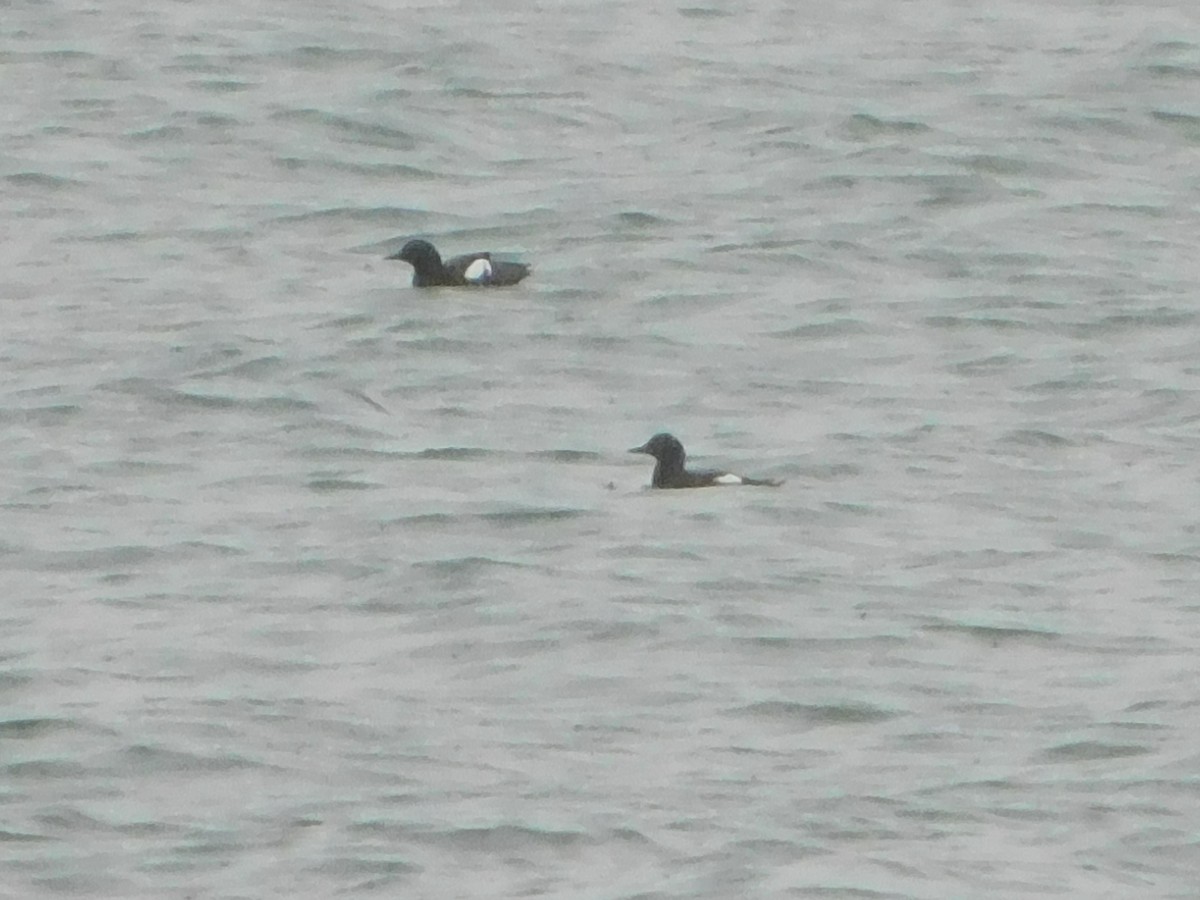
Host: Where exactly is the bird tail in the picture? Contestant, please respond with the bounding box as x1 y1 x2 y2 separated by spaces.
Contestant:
743 476 784 487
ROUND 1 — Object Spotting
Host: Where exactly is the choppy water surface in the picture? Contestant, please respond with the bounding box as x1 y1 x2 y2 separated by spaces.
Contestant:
3 0 1200 896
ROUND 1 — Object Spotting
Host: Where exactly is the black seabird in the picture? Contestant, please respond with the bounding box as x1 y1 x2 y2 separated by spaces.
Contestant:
387 239 531 287
629 433 783 489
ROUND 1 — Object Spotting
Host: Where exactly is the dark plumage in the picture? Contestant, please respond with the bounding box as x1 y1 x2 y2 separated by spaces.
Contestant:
386 238 531 287
629 433 783 489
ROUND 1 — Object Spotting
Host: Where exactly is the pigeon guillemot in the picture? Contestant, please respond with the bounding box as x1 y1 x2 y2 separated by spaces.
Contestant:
386 239 531 287
629 433 783 489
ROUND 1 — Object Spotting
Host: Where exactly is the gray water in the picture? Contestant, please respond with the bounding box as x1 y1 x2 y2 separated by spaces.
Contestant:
3 0 1200 896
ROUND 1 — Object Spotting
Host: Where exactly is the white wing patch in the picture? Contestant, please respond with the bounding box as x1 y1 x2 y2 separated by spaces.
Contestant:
463 258 493 283
714 473 743 485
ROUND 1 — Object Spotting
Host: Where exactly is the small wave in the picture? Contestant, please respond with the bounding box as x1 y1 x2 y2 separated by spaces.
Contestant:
614 210 671 228
2 759 88 779
0 717 76 739
188 356 285 380
732 701 899 725
412 824 591 851
273 205 432 226
769 319 872 339
677 6 733 19
4 172 84 191
118 743 264 774
307 478 379 493
415 446 492 460
194 77 255 93
840 112 932 139
601 544 705 561
270 46 411 71
923 621 1060 643
527 449 603 462
412 556 536 576
165 390 317 414
1140 63 1200 81
1000 429 1074 447
0 404 83 426
1151 109 1200 138
0 829 49 843
269 108 417 150
273 157 452 181
477 507 588 525
20 541 243 574
1038 740 1150 763
924 314 1036 332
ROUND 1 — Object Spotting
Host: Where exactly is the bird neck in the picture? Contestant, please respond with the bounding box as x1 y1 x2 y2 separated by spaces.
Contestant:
412 253 447 286
652 455 685 488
